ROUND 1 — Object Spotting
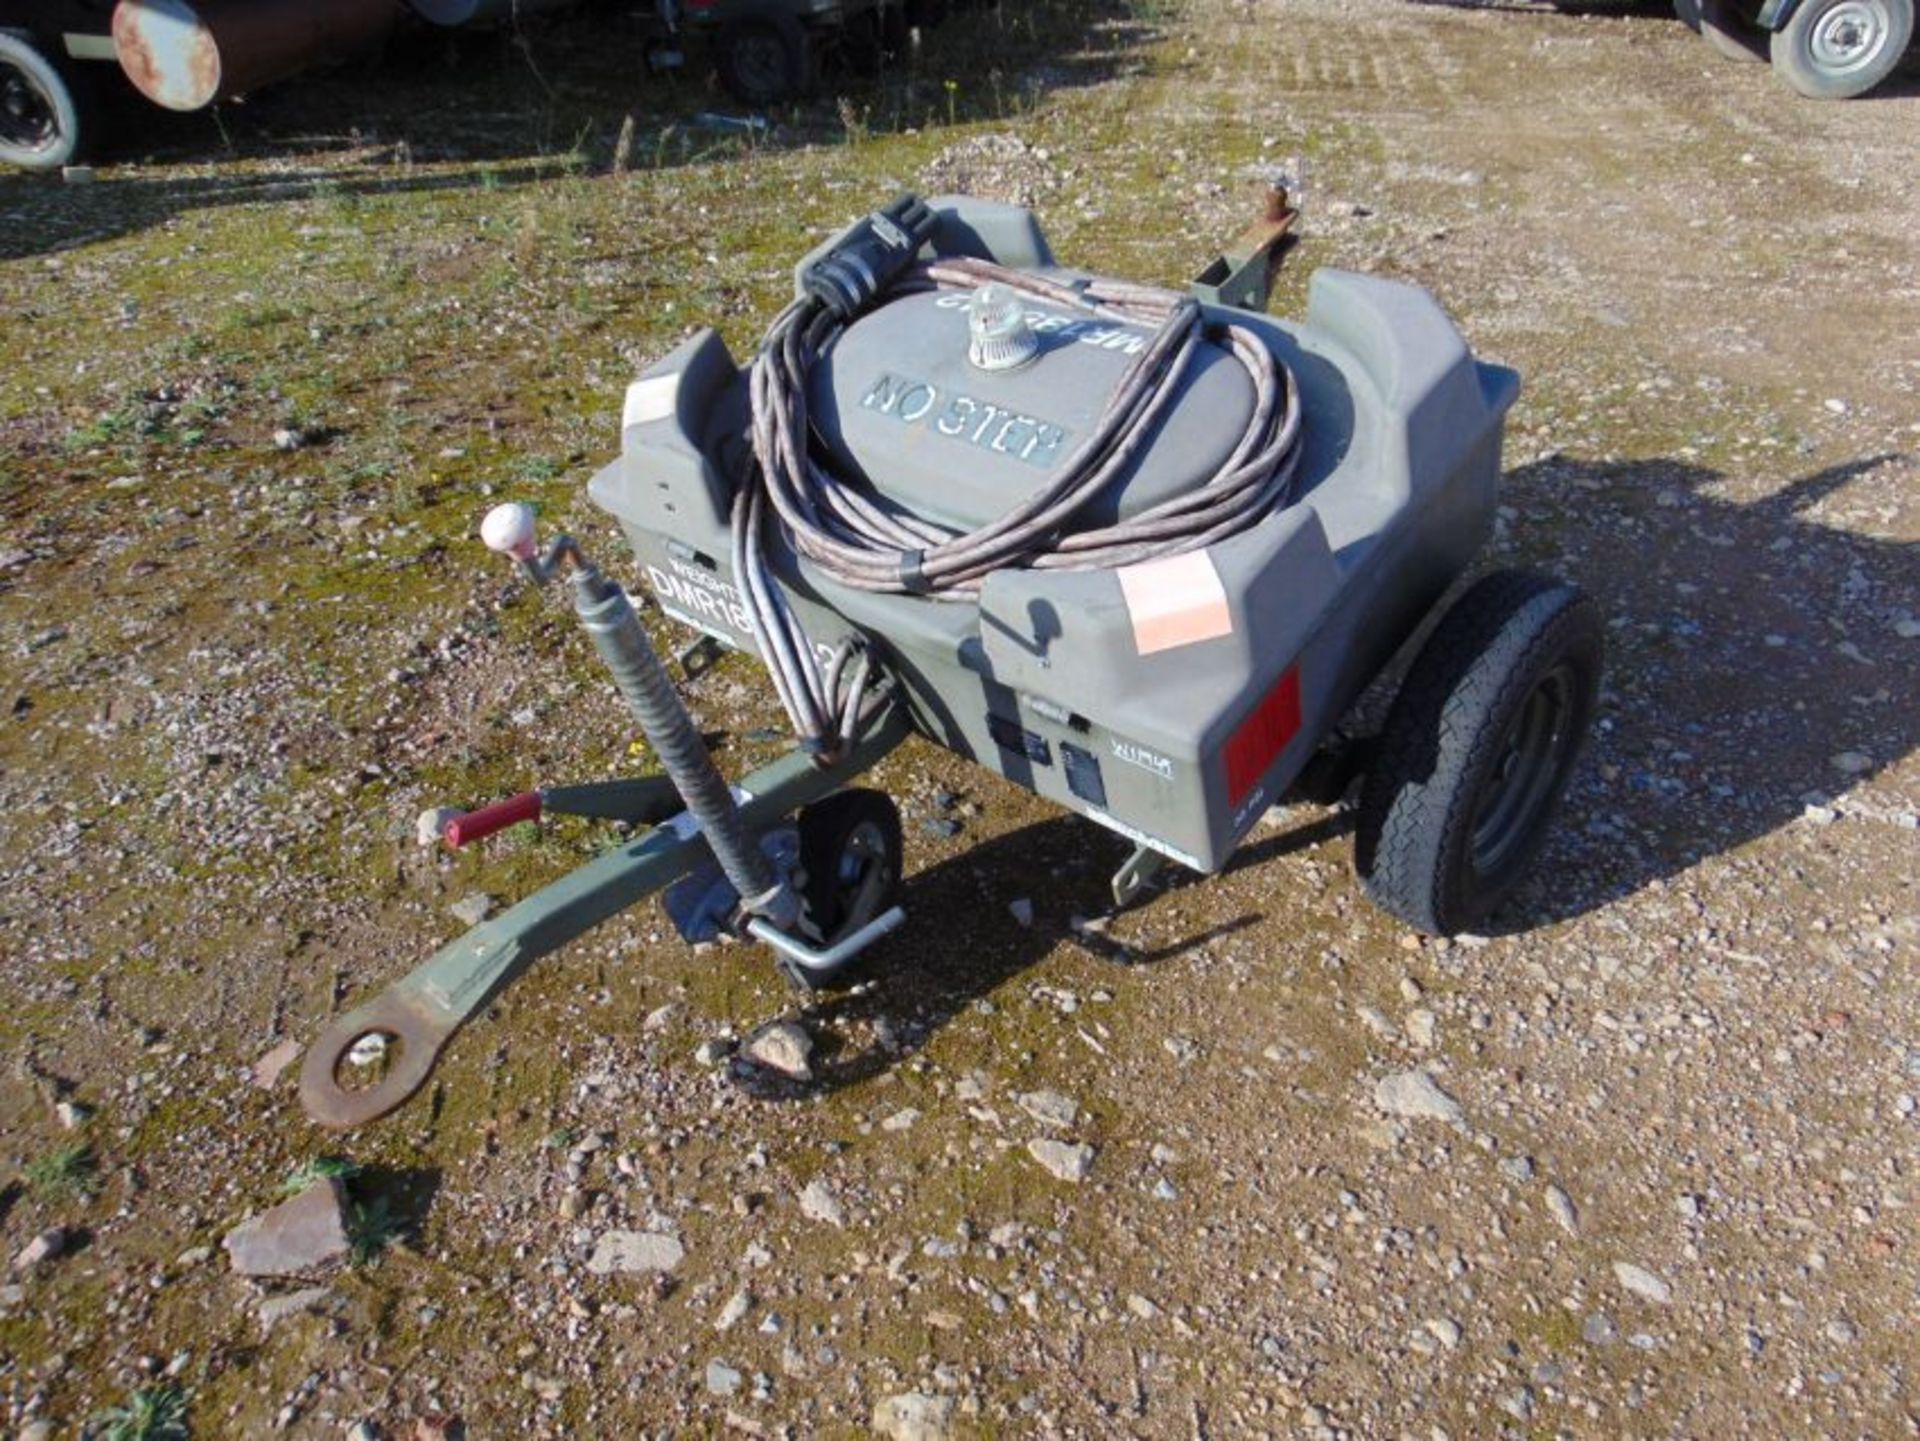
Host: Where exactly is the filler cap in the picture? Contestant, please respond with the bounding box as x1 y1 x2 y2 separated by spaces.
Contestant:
966 283 1040 373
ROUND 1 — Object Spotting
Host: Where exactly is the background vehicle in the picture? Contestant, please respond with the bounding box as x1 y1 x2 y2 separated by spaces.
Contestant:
670 0 928 107
0 0 117 171
2 0 599 172
1676 0 1914 98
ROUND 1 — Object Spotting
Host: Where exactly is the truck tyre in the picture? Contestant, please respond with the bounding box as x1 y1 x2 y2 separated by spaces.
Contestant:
1676 0 1769 58
0 33 93 172
881 0 911 52
1701 0 1770 60
1355 572 1603 937
715 11 813 107
1770 0 1913 96
840 7 899 75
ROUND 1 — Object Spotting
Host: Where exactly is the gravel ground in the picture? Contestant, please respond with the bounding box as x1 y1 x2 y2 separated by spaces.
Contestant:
1 0 1917 1436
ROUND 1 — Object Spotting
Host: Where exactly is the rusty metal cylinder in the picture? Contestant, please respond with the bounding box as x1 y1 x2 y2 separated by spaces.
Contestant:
112 0 399 113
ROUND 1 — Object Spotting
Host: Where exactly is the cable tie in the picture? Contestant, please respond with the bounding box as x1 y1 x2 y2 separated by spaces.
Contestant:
897 549 932 595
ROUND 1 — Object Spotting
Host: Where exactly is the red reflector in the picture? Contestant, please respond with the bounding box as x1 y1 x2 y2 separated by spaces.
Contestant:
1224 666 1301 806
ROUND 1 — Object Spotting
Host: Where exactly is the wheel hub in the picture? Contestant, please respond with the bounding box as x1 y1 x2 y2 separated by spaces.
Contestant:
1 63 57 151
1811 0 1885 69
1470 664 1575 877
832 818 891 922
736 34 787 95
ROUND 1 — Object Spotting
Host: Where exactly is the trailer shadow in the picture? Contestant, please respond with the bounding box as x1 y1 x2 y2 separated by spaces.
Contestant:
1164 449 1916 939
1488 451 1916 931
0 0 1156 263
748 810 1308 1096
741 449 1918 1098
346 1161 444 1260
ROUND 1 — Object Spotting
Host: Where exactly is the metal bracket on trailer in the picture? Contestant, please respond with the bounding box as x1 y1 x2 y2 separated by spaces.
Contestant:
1110 843 1169 910
298 700 912 1129
749 906 909 978
677 632 727 681
1190 180 1300 314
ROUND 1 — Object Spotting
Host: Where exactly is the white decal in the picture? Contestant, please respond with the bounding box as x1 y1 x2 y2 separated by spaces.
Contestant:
863 372 1066 468
1110 737 1175 780
647 561 753 637
1230 784 1269 838
648 559 837 667
932 292 1148 355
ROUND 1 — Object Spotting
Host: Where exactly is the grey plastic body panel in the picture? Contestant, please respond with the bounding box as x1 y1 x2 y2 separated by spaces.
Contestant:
588 197 1517 872
813 289 1255 532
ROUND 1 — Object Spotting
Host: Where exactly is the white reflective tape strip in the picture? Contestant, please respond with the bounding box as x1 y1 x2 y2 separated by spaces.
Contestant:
64 32 120 61
623 373 680 429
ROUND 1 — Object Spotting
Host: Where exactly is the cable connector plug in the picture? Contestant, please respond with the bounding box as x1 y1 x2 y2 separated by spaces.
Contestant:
802 193 937 319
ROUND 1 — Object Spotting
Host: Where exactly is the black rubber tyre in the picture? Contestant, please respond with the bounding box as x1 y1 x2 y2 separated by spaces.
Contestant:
1701 0 1771 61
714 11 813 107
839 10 887 75
790 788 903 989
1355 572 1603 936
879 1 911 57
0 33 92 172
1770 0 1912 97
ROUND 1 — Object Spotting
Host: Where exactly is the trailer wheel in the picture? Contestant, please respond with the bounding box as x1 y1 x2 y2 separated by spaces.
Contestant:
790 788 903 989
715 12 813 107
1356 572 1603 937
1770 0 1913 97
0 33 93 172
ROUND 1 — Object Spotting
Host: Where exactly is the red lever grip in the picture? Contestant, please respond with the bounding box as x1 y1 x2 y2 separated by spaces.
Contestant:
443 791 543 848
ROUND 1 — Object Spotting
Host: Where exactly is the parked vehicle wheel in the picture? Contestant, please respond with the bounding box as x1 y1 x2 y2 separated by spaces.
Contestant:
714 11 813 107
1770 0 1913 97
789 788 903 989
880 2 911 56
839 7 895 75
0 33 93 172
1355 571 1603 936
1701 0 1771 60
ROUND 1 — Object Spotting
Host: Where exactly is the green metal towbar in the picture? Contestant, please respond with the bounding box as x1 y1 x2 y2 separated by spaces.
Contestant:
298 503 915 1130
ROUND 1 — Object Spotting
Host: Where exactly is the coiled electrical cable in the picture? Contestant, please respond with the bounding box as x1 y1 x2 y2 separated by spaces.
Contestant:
737 253 1306 759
